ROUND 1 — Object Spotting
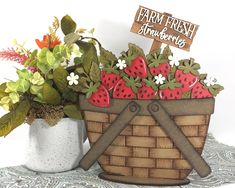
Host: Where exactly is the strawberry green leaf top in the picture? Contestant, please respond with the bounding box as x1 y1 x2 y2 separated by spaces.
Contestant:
143 78 158 91
113 77 139 99
159 78 182 100
202 75 224 96
123 76 141 93
178 58 200 75
208 84 224 96
147 48 171 78
160 78 182 90
83 82 100 99
175 58 200 92
147 48 165 67
191 75 224 98
137 78 158 100
162 45 173 59
88 84 110 107
120 43 145 65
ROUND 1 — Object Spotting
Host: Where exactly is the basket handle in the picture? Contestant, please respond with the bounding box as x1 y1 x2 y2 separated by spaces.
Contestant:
148 101 211 177
79 101 140 170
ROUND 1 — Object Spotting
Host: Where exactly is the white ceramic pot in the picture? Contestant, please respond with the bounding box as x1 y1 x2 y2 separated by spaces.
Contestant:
25 118 87 173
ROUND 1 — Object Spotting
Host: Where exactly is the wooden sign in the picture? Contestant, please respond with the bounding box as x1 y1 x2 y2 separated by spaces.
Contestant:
130 6 199 52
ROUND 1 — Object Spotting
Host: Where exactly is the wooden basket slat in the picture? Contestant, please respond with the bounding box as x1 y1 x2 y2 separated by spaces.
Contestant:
80 96 214 181
84 111 210 180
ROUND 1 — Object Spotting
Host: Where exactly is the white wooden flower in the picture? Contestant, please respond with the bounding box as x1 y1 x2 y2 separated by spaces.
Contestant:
204 76 217 87
154 74 166 85
168 55 179 67
116 59 127 70
99 63 104 70
67 72 79 86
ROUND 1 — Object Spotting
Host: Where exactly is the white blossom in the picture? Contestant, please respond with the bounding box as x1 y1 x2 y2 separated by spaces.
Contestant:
204 76 217 87
116 59 127 70
99 63 104 70
168 55 180 67
67 72 79 86
154 74 166 85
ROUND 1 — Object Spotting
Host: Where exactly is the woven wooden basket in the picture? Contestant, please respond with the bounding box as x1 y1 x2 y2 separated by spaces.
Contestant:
79 95 215 185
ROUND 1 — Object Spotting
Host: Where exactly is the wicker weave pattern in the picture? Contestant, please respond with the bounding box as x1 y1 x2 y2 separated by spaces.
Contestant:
84 111 210 180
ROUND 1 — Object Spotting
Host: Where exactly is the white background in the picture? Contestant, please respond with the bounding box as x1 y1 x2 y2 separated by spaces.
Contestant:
0 0 234 187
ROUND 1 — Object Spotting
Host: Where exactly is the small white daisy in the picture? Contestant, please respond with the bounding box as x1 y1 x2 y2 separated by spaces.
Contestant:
99 63 104 70
154 74 166 85
204 76 217 87
116 59 127 70
67 72 79 86
168 55 180 67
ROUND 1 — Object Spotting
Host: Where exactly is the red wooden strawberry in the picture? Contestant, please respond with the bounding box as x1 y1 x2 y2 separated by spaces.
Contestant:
87 83 110 107
124 56 148 78
149 63 171 78
159 78 183 100
191 82 212 99
147 49 171 78
175 58 200 92
101 70 121 91
137 79 158 100
191 76 224 98
113 77 141 99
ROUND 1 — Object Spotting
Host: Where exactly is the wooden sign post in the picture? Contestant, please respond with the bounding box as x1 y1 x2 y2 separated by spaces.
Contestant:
131 6 199 52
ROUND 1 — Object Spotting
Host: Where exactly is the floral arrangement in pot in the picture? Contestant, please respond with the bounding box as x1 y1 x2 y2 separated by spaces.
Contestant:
0 15 97 172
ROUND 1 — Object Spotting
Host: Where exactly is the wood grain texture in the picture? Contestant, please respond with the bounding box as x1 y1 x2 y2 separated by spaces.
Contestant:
130 6 199 51
81 95 214 182
80 95 215 116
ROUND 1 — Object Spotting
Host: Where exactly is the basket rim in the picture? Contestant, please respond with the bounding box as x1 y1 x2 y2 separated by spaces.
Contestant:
79 95 215 116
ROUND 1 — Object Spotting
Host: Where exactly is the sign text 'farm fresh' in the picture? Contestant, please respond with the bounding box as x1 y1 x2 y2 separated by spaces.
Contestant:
131 6 199 51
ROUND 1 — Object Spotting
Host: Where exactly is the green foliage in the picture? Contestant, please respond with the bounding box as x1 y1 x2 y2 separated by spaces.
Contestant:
37 48 59 74
24 49 38 68
17 69 32 80
0 83 7 99
16 79 30 93
9 93 20 104
99 47 117 66
42 83 61 105
53 44 71 61
128 43 145 57
6 78 30 94
61 15 77 35
62 90 78 102
75 40 99 74
29 72 44 86
64 33 80 46
63 104 82 120
89 62 100 82
0 100 30 137
53 66 69 93
69 76 88 93
6 82 18 92
30 85 43 95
